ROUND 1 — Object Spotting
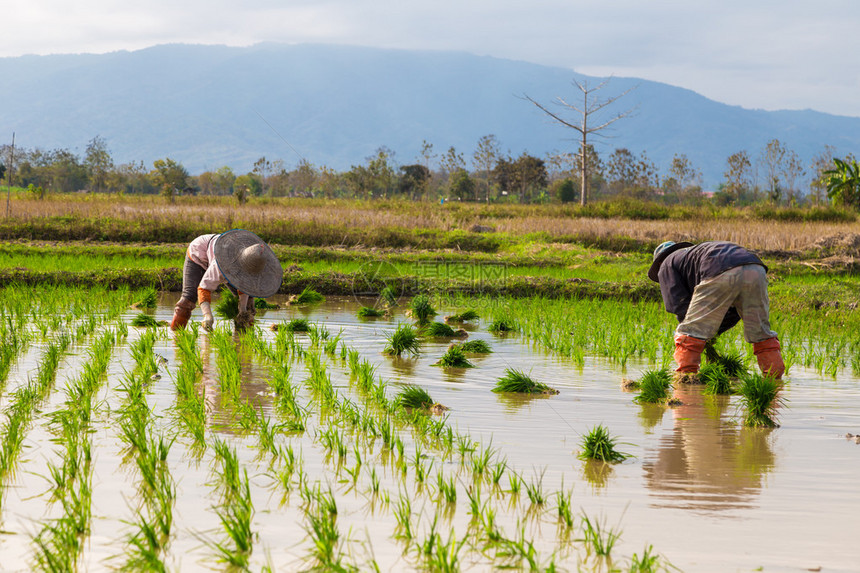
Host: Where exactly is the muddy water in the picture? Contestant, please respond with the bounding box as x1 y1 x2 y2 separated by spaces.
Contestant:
1 295 858 572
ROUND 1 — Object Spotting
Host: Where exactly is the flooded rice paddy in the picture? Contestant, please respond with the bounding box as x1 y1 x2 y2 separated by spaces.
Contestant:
1 295 859 572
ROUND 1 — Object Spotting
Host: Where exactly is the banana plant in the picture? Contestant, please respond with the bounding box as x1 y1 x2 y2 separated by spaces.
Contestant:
823 157 860 206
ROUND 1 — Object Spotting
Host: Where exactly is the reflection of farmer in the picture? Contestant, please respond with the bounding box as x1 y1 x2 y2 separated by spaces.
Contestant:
169 229 283 331
648 241 784 378
643 386 775 511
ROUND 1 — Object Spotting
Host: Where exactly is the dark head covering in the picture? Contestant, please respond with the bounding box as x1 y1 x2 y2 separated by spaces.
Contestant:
648 240 694 282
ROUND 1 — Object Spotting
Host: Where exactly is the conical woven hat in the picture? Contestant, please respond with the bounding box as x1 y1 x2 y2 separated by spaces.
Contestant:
214 229 283 297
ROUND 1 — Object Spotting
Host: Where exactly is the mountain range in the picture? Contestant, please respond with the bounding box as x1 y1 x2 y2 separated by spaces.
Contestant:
1 42 859 189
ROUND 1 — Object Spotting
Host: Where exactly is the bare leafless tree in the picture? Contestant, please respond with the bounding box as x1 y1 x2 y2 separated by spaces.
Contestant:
523 77 635 205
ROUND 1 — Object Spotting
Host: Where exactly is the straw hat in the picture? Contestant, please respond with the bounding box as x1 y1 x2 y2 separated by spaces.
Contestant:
647 240 694 282
214 229 283 297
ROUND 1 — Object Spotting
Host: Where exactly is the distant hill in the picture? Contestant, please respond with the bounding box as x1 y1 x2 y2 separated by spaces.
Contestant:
1 42 859 189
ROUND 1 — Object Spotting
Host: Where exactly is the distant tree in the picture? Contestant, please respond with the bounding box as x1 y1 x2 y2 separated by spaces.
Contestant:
85 135 114 193
723 150 752 204
440 146 466 176
605 148 637 193
447 168 477 201
781 149 805 204
0 163 5 183
366 147 396 197
151 158 189 196
253 156 272 196
553 178 577 203
342 164 372 198
398 164 431 199
234 173 262 198
663 153 702 203
503 153 547 203
418 140 436 171
523 77 635 205
808 145 838 206
758 139 787 203
824 157 860 208
289 159 317 197
472 135 501 203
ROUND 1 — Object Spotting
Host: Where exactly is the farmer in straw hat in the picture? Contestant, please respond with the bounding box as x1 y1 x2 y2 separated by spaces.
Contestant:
648 240 784 378
170 229 283 331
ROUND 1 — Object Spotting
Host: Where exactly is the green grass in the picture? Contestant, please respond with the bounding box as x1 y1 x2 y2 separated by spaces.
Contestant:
633 369 672 404
738 373 786 427
492 368 556 394
456 339 492 354
578 424 631 463
384 324 421 356
433 345 474 368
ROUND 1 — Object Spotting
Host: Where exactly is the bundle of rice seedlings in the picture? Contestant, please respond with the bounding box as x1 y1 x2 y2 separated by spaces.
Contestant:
132 288 158 309
379 285 398 307
488 319 517 333
699 362 735 395
492 368 557 394
291 286 325 305
408 295 436 324
131 313 166 328
357 306 386 318
704 343 747 377
384 324 420 356
424 322 468 338
433 344 474 368
457 340 492 354
633 369 672 404
445 310 479 323
254 298 280 310
738 372 786 428
396 385 434 409
283 318 310 332
577 424 631 463
214 290 240 320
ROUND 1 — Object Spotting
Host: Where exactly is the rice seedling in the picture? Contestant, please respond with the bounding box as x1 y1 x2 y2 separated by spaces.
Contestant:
396 385 434 410
445 309 479 323
525 473 547 505
291 286 325 304
457 339 492 354
131 313 166 328
577 424 631 463
211 469 256 569
357 306 386 318
393 494 414 542
704 343 747 377
408 294 437 324
629 545 671 572
737 372 786 428
437 473 457 504
423 321 468 338
433 344 474 368
488 318 518 333
556 488 574 529
699 362 735 395
380 285 398 306
579 513 622 558
494 529 541 571
492 368 557 394
633 368 673 404
383 323 421 356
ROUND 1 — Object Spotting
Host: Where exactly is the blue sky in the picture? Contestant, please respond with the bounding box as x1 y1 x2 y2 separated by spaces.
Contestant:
6 0 860 117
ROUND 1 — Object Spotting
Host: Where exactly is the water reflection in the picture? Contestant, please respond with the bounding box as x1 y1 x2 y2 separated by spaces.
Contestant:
643 385 776 512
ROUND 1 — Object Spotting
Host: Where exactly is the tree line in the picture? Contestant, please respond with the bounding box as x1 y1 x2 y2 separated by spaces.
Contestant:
2 134 859 208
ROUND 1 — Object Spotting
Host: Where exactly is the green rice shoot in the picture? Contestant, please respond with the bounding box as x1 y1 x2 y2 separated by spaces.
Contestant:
380 286 398 306
214 290 240 320
433 344 474 368
633 369 672 404
578 424 631 463
738 372 786 428
705 345 747 377
254 298 279 310
283 318 310 332
384 324 421 356
133 288 158 309
492 368 557 394
424 321 462 337
457 340 492 354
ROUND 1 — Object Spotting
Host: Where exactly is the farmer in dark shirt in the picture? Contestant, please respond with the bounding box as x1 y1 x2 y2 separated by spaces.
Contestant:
648 241 784 378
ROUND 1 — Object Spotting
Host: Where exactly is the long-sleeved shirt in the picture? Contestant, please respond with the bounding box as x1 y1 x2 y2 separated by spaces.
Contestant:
657 241 766 332
187 233 226 303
